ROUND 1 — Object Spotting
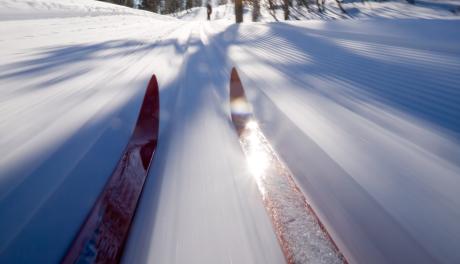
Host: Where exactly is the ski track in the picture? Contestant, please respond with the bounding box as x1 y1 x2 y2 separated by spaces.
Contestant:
1 1 460 264
217 21 460 263
122 22 285 264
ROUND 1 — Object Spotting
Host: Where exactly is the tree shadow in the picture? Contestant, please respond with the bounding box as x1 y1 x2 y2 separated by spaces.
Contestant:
0 36 192 96
246 22 460 137
0 33 199 263
121 23 247 264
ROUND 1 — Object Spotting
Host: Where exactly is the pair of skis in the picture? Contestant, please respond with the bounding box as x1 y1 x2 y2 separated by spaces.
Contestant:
63 69 346 264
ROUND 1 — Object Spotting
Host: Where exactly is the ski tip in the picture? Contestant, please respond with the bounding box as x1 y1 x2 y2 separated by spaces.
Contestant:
62 73 161 264
141 74 160 128
230 67 245 101
134 74 160 130
135 73 160 169
229 67 252 134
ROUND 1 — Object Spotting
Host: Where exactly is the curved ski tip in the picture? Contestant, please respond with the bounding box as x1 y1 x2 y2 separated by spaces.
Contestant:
133 74 159 167
231 67 238 81
62 73 161 264
136 73 160 135
229 67 252 133
147 74 159 99
144 74 160 120
230 67 246 101
136 73 160 167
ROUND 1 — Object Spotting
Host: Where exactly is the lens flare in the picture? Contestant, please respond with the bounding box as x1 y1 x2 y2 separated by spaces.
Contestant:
230 97 252 115
242 120 270 196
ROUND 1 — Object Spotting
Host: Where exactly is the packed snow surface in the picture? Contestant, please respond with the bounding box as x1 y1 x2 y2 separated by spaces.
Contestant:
0 0 460 263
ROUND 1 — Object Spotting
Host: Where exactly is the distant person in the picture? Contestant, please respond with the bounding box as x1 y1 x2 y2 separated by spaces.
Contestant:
206 3 212 20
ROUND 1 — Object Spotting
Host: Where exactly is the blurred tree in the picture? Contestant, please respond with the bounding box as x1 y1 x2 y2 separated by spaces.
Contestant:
283 0 290 19
334 0 346 13
252 0 260 21
98 0 134 7
316 0 322 12
265 0 277 20
235 0 243 22
141 0 160 12
164 0 181 13
194 0 203 7
186 0 193 10
297 0 311 12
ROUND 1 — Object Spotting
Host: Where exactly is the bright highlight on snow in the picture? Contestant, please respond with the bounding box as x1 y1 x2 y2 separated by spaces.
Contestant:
1 0 460 263
244 120 270 195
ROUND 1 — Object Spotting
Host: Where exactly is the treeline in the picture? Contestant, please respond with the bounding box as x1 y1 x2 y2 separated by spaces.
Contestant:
98 0 345 21
242 0 347 22
98 0 134 8
245 0 416 22
98 0 204 14
99 0 416 22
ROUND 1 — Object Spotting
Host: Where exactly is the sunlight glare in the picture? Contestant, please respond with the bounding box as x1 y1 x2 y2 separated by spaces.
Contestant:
243 120 269 197
230 97 252 115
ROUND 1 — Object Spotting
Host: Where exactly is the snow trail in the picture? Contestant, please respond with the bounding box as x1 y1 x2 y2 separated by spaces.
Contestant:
122 21 286 264
1 1 460 264
230 68 345 264
219 20 460 263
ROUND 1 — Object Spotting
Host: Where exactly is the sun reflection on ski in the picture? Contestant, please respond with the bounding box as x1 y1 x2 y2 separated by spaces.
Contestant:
241 120 270 197
229 67 345 264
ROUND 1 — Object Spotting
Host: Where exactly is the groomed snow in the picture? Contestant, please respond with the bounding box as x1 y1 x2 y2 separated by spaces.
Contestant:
1 0 460 263
0 0 173 21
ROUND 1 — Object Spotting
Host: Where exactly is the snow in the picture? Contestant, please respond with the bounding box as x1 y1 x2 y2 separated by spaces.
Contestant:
0 0 172 21
224 19 460 263
1 0 460 263
236 117 345 263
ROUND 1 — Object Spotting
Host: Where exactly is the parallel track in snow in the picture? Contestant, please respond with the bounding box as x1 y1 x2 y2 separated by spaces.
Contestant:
230 67 345 264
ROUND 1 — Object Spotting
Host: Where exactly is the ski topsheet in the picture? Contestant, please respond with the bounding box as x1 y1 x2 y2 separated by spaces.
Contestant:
63 75 160 264
230 67 346 264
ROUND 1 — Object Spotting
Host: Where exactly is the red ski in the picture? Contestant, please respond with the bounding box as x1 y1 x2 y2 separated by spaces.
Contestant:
63 74 160 264
230 67 346 264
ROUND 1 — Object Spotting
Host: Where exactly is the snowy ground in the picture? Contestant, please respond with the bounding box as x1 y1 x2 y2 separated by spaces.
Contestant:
0 0 170 20
1 0 460 263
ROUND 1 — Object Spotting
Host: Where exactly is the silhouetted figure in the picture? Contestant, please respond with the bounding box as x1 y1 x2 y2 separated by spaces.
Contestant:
206 3 212 20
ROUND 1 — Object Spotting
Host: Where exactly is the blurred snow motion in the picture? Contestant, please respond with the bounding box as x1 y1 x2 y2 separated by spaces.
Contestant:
238 116 345 264
231 67 344 263
0 0 460 263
